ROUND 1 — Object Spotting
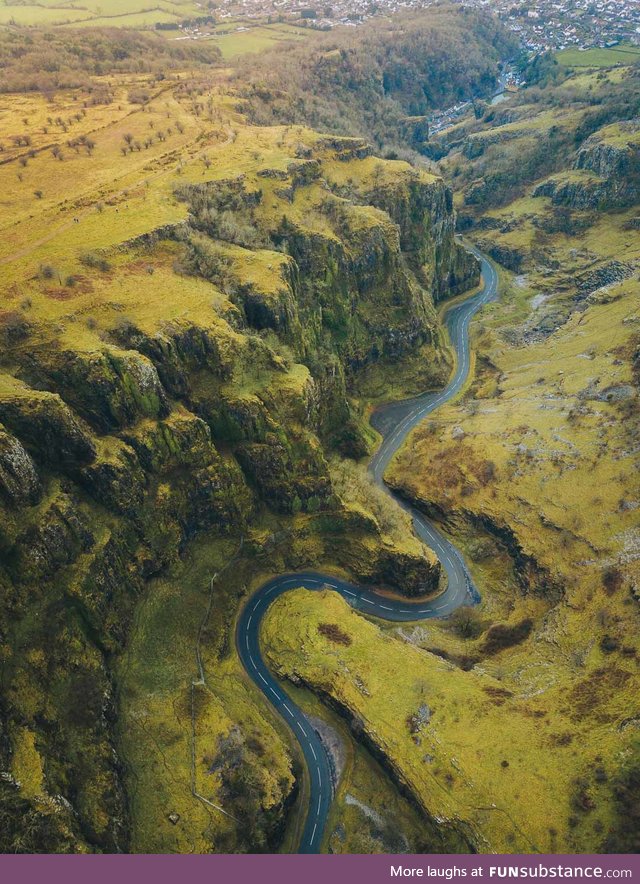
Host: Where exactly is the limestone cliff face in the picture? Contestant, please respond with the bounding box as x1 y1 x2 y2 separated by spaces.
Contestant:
360 171 480 300
574 126 640 207
0 135 474 852
534 122 640 211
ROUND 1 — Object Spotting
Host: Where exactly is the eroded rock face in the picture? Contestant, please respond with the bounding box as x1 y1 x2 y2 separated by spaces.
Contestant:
7 493 94 584
0 390 96 471
574 129 640 208
20 347 170 432
0 136 476 854
533 128 640 211
0 425 41 506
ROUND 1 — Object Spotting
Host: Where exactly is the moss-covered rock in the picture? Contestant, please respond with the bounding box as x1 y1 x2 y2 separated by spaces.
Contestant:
5 492 94 584
0 388 96 471
0 424 41 506
0 118 478 854
21 347 170 432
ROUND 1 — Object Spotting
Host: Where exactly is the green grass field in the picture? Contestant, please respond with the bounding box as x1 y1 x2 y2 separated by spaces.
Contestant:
212 23 311 58
556 43 640 68
0 0 200 27
0 0 316 39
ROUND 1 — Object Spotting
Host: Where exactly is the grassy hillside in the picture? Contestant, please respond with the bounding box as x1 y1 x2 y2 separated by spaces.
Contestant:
380 57 640 852
0 30 481 852
0 0 204 28
2 11 638 857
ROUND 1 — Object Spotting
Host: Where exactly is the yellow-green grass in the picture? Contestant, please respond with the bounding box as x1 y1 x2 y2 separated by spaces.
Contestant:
0 78 234 276
392 204 640 583
0 0 201 27
392 278 639 574
213 26 307 59
0 80 152 160
322 152 438 191
558 66 629 92
262 588 635 853
116 531 297 853
0 81 436 406
588 120 640 149
1 82 418 286
556 43 640 68
380 201 640 852
280 677 435 853
66 10 183 28
10 726 45 799
0 5 88 25
117 498 440 852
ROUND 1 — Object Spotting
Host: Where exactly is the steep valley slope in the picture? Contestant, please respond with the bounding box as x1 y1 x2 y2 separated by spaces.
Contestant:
257 55 640 855
0 63 478 852
2 19 639 859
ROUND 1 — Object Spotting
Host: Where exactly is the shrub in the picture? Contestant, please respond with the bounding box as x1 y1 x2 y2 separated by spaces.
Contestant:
482 618 533 655
0 311 31 344
599 634 619 654
602 566 623 596
80 251 111 273
449 605 484 639
318 622 352 646
39 263 58 280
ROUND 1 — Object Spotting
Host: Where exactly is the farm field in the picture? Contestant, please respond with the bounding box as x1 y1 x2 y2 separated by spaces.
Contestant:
0 0 202 27
556 42 640 67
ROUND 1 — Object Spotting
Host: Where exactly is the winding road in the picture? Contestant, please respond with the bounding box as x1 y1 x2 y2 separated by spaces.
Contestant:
236 245 499 854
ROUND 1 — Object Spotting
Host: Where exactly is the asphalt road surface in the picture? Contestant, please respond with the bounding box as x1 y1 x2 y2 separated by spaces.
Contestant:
236 245 499 853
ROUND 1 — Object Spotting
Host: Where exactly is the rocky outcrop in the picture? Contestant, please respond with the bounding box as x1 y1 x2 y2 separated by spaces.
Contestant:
577 261 635 298
475 239 525 272
388 481 565 603
20 347 170 433
0 136 477 854
534 126 640 211
0 389 96 471
0 425 41 506
533 173 613 210
573 125 640 208
357 171 479 300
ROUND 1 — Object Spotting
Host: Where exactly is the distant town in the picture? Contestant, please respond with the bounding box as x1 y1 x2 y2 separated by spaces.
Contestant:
186 0 640 54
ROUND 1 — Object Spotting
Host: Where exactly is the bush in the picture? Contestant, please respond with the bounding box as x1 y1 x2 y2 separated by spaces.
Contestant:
79 251 111 273
0 311 31 345
449 605 484 639
602 566 623 596
318 622 352 646
39 263 58 281
482 618 533 655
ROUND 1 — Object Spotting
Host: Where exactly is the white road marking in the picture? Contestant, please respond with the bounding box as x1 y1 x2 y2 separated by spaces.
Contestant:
237 248 494 851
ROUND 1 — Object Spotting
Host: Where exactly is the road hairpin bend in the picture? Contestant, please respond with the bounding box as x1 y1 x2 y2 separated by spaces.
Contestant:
236 247 498 853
